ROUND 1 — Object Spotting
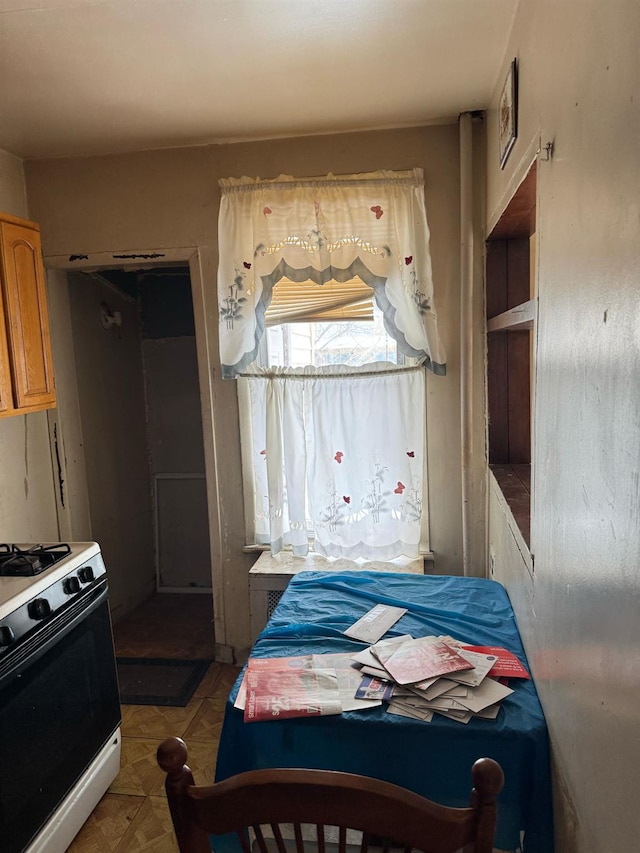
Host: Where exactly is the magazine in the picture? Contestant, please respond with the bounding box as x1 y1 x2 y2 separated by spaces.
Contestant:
445 648 498 688
234 655 312 710
355 675 395 701
373 636 473 685
461 645 530 679
244 667 342 722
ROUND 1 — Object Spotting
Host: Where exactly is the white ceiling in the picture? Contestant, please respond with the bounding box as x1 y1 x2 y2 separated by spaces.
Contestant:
0 0 517 160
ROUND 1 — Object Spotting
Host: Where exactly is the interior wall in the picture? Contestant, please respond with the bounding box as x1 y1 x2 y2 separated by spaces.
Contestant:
0 149 58 542
67 272 155 620
485 2 640 851
0 149 28 216
140 271 210 589
45 268 92 542
24 125 464 652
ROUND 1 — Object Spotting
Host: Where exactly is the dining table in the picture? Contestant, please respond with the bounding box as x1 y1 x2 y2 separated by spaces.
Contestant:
215 570 554 853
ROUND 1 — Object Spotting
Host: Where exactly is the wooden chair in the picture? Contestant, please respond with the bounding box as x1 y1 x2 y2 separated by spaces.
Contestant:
157 737 504 853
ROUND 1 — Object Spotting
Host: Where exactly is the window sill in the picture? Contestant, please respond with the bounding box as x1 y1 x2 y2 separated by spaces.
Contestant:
242 544 435 564
489 464 530 549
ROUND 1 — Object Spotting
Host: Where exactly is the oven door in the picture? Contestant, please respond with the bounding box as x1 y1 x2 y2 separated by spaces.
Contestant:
0 581 121 853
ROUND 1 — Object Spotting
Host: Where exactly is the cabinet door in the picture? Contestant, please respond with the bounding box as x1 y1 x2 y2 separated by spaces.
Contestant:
0 219 56 412
0 290 16 415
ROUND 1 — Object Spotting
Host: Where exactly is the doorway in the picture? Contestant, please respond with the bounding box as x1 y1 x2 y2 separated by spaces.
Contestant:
61 264 212 624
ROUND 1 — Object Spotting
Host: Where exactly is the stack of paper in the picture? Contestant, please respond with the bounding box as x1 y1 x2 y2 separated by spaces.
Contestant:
350 634 528 724
234 600 530 726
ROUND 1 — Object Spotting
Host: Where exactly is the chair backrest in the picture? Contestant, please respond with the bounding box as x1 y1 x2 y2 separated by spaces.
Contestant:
157 737 504 853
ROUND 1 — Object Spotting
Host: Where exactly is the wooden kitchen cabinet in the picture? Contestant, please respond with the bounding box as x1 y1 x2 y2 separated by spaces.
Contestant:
0 212 56 417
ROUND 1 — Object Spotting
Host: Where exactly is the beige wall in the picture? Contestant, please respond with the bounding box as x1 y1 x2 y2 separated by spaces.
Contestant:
0 149 28 217
25 125 466 651
65 272 156 619
0 149 58 542
486 2 640 851
143 336 210 589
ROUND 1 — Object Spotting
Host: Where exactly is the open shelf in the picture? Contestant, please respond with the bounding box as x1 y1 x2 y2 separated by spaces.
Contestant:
487 298 535 332
486 161 537 550
489 464 531 547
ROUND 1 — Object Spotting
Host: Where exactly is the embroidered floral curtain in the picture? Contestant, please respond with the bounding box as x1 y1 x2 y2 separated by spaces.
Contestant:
238 363 428 559
217 169 446 377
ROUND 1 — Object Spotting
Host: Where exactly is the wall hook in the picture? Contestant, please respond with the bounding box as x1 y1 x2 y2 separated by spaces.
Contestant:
541 141 554 161
100 301 122 333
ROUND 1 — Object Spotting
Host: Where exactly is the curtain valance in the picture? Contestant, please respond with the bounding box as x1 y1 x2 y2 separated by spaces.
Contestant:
217 169 446 377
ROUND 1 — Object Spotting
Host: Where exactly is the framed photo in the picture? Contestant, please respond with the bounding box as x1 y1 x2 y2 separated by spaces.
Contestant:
499 58 518 169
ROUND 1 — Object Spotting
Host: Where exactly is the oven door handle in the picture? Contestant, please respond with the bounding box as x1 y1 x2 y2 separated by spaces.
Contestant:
0 581 111 682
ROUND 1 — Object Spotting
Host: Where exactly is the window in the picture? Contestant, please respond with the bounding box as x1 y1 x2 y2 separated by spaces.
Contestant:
486 162 537 547
218 169 446 558
263 303 401 368
243 282 424 560
216 169 446 378
238 360 429 559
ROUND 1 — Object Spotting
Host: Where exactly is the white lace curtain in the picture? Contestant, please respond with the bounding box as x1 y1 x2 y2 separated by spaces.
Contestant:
217 169 446 377
238 363 428 559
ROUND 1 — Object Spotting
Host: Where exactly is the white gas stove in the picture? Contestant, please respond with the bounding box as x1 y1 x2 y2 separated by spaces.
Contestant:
0 542 102 618
0 541 121 853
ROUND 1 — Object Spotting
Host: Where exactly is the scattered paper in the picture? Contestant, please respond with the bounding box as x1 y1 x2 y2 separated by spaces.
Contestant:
475 702 502 720
387 700 434 722
344 603 408 643
374 637 473 685
432 707 473 724
311 653 382 711
411 678 462 701
351 635 412 668
355 675 395 701
357 663 396 680
238 636 521 726
455 676 514 714
462 645 530 679
446 648 498 688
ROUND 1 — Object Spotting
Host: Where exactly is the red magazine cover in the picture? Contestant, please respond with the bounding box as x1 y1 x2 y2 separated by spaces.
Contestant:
235 655 312 711
375 637 474 686
461 645 530 679
244 667 343 722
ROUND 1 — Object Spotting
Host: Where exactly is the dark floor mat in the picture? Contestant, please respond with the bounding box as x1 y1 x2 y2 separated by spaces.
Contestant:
116 657 211 707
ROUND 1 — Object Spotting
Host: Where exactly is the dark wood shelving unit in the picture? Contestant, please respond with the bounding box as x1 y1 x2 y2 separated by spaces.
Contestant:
486 162 537 548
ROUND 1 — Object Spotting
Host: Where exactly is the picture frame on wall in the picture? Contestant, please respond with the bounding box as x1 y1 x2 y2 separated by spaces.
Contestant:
499 58 518 169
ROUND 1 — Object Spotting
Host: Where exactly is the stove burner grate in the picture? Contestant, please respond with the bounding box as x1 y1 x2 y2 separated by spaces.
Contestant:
0 543 72 576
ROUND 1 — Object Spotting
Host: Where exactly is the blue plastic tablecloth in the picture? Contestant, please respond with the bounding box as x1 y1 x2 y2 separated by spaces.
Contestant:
215 571 554 853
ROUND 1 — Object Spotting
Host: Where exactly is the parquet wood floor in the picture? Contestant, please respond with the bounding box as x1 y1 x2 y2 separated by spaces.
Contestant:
67 594 240 853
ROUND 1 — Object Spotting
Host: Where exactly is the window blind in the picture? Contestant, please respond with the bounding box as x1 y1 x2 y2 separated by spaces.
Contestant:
265 277 374 326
